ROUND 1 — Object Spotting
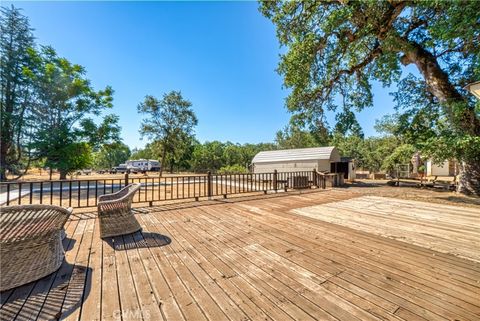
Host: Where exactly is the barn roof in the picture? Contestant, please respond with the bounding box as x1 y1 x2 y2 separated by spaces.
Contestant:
252 146 339 163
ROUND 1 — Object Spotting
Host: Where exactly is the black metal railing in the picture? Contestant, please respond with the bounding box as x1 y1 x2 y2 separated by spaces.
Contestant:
0 170 338 208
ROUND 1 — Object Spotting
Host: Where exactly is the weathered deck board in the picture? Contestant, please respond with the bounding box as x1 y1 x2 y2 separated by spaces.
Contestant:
1 190 479 321
195 203 478 321
292 195 480 262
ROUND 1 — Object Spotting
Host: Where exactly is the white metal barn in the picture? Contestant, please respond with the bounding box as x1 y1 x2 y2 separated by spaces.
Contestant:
251 147 341 174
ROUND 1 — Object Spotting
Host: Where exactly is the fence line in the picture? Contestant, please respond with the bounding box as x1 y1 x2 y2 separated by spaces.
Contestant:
1 170 343 208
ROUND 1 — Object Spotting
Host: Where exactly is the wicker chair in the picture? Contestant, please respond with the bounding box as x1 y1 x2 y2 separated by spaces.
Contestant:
98 183 141 239
0 204 72 291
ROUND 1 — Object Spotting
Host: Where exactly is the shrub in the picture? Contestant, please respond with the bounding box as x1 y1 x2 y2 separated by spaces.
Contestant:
217 164 248 174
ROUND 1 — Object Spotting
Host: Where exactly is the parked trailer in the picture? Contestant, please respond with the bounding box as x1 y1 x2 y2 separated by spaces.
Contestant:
126 159 160 171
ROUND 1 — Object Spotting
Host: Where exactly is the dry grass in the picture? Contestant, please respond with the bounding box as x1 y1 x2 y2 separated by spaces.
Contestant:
6 168 205 182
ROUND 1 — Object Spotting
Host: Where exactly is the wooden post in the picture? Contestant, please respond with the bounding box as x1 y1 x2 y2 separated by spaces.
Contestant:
125 172 129 187
313 169 318 188
273 170 278 192
207 171 212 199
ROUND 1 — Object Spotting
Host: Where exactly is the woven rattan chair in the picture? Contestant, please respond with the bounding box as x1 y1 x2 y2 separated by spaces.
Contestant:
98 183 141 238
0 204 72 291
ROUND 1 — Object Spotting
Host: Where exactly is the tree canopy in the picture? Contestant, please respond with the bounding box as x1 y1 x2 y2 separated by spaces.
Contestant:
0 6 35 179
0 6 122 180
137 91 198 176
27 46 119 178
260 0 480 194
93 142 131 170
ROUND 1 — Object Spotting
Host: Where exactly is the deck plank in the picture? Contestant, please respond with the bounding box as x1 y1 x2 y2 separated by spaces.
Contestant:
112 234 143 321
35 218 89 321
292 196 480 261
137 214 209 321
160 213 275 321
187 212 359 321
164 209 309 321
141 213 235 321
200 199 475 317
100 236 121 321
130 230 184 321
61 218 95 321
193 206 393 321
78 213 102 321
221 202 478 316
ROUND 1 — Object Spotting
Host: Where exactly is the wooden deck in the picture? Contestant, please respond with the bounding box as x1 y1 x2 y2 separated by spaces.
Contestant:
292 195 480 262
1 190 479 321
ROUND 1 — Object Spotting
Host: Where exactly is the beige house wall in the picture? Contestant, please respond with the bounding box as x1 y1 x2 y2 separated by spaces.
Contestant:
426 160 451 176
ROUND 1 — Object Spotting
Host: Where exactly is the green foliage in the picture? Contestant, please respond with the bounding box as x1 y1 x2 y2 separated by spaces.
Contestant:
131 143 158 160
93 142 131 169
0 6 35 179
382 144 416 173
331 133 399 172
137 91 198 175
77 114 122 151
46 142 93 177
261 0 480 193
0 6 122 180
189 141 276 173
275 126 321 149
190 141 226 172
26 46 118 178
260 0 479 118
420 133 480 166
218 164 248 175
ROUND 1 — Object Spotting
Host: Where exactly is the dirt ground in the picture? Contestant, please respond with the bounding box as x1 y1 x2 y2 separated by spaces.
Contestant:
343 179 480 208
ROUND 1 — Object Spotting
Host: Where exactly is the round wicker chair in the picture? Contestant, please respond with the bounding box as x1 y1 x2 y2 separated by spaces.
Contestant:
98 183 141 239
0 204 72 291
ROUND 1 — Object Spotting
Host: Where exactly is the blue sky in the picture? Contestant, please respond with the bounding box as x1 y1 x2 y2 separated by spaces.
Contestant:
8 1 402 149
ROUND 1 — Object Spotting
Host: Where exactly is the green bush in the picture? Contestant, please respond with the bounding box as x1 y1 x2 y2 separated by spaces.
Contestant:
217 164 248 174
382 144 416 173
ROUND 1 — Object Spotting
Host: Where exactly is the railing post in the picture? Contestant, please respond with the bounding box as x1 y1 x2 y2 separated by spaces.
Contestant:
207 171 212 199
273 170 278 192
124 172 129 187
313 168 318 188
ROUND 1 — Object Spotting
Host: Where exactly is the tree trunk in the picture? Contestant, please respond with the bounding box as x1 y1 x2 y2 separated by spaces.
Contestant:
0 150 7 181
159 148 166 178
400 39 480 195
59 170 68 180
457 160 480 195
0 108 12 181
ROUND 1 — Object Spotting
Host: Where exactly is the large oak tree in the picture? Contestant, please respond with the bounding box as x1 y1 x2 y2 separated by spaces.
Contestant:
260 0 480 195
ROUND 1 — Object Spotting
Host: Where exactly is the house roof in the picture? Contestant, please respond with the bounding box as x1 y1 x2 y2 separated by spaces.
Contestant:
252 146 340 164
